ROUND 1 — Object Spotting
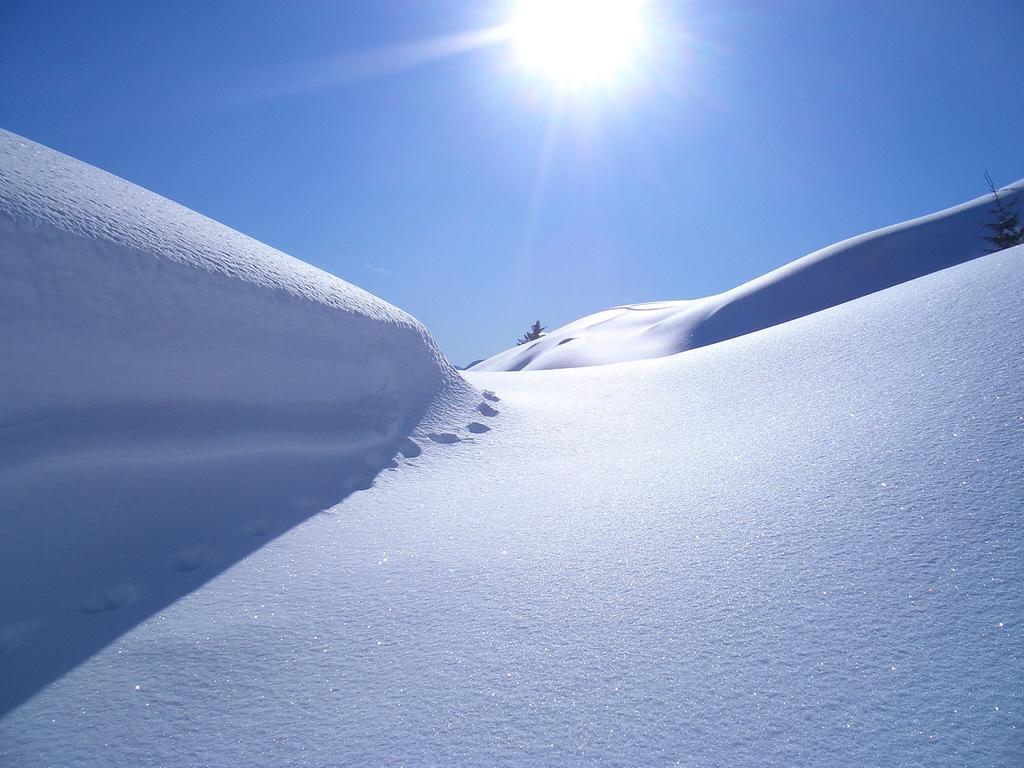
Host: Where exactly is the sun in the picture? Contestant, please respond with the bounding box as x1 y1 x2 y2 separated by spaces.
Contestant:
509 0 651 89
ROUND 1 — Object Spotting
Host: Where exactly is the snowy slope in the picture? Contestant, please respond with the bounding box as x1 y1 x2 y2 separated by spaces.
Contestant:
0 130 465 424
473 181 1024 371
0 131 475 714
3 243 1021 767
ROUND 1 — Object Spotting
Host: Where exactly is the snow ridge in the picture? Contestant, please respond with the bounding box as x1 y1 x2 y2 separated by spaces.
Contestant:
0 130 477 716
0 129 466 427
473 179 1024 371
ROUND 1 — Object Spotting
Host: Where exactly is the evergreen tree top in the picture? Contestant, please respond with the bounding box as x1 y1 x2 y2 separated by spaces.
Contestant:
982 171 1023 253
517 320 545 345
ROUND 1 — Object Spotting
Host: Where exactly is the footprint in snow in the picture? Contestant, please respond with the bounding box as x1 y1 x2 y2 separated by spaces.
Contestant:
467 422 490 434
171 545 210 573
348 472 376 492
398 437 422 458
81 585 140 615
482 390 500 403
428 432 461 444
244 518 274 538
477 402 499 417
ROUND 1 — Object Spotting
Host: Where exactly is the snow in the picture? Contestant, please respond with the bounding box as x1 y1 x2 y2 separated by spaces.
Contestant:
0 130 465 423
1 132 1023 766
472 181 1024 371
0 130 474 716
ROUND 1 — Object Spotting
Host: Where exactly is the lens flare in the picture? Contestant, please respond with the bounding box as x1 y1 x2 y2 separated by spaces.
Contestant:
510 0 651 89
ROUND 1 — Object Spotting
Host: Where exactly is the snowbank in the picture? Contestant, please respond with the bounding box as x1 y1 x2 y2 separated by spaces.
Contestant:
0 130 462 426
0 130 472 714
473 180 1024 370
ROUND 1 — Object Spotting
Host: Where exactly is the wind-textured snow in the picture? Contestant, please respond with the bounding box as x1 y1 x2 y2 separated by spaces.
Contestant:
1 131 1022 766
473 181 1024 371
0 130 474 717
0 129 464 424
2 233 1021 765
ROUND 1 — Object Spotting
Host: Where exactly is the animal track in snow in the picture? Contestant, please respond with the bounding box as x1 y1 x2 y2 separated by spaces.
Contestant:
398 437 422 458
477 402 499 417
348 473 376 492
428 432 461 444
171 545 210 573
482 390 500 402
467 422 490 434
80 585 140 615
244 518 274 538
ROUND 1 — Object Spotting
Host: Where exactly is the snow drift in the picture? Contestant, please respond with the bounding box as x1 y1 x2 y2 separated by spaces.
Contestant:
473 180 1024 371
3 242 1021 767
0 130 472 714
0 130 463 428
2 128 1022 766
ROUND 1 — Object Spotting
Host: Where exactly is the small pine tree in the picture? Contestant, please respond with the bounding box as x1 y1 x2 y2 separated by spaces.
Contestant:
982 171 1023 253
517 320 545 345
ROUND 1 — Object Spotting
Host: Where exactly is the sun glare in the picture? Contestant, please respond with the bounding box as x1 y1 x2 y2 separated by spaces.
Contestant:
509 0 651 89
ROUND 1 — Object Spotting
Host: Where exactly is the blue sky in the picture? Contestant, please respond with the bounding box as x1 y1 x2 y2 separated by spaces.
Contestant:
2 0 1022 365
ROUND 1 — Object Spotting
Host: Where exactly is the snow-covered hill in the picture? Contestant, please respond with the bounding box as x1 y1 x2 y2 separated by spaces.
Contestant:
4 241 1021 767
1 132 1022 767
472 181 1024 371
0 130 477 715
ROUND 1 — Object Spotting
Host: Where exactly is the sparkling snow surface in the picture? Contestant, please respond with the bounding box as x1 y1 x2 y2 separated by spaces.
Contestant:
0 130 474 717
473 181 1024 372
3 246 1021 766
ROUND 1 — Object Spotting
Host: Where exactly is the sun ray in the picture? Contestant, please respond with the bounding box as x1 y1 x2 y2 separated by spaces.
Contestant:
239 25 511 103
